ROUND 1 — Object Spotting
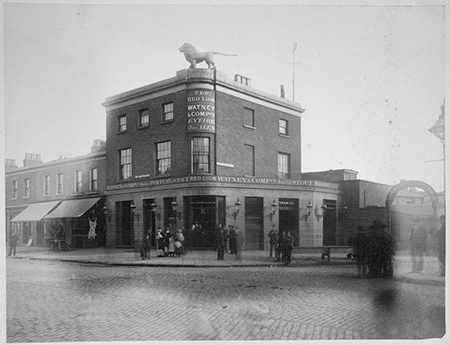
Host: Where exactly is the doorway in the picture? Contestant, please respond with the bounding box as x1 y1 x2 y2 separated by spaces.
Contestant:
279 198 299 246
323 199 337 245
115 201 133 247
245 197 264 250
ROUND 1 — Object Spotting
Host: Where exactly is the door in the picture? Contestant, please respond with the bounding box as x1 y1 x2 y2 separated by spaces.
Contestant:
116 201 133 247
279 198 299 246
245 197 264 250
323 199 337 245
143 199 156 246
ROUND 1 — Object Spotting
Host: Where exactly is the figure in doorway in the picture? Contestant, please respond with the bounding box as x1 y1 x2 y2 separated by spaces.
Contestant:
88 211 97 240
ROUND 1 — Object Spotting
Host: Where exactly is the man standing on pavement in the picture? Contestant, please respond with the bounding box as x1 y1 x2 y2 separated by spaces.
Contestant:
235 227 244 261
268 225 278 258
437 215 445 276
283 231 294 265
8 230 19 256
352 226 369 277
216 224 225 260
410 221 427 273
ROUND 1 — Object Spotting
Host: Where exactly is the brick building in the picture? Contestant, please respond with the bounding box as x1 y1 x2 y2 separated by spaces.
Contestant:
5 140 107 248
103 69 342 250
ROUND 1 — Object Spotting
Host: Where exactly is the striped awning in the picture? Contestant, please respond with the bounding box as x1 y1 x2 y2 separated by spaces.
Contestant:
44 197 101 219
11 201 61 222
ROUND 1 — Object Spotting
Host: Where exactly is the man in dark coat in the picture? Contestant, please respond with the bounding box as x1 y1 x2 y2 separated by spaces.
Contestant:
437 215 445 276
268 225 279 258
8 230 19 256
283 231 294 265
216 224 225 260
410 223 427 273
276 231 286 262
352 226 369 277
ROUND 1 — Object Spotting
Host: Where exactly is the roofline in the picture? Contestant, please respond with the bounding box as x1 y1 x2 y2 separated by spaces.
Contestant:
5 151 106 176
103 69 305 115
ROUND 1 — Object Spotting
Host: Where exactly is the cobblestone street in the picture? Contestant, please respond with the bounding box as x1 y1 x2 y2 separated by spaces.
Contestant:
6 258 445 342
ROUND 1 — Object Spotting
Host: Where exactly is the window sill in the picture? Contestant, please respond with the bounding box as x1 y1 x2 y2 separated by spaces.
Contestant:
243 125 256 130
137 125 149 130
161 120 174 125
116 130 128 135
279 133 290 138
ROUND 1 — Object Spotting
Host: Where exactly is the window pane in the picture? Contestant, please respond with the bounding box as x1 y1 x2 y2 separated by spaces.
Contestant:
139 109 149 126
244 108 254 127
278 153 290 179
243 144 255 176
118 115 127 132
163 103 174 122
279 119 288 135
156 141 171 175
120 149 132 179
192 137 210 173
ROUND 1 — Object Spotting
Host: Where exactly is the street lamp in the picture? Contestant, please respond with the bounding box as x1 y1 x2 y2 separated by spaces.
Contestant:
429 100 445 148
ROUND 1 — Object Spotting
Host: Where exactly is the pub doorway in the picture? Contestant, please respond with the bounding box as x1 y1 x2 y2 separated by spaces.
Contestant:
323 199 337 245
245 197 264 250
115 201 133 247
279 198 299 246
143 199 156 246
184 196 225 249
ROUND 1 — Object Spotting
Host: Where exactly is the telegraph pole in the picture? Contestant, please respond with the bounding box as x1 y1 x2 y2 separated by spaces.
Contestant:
292 43 297 102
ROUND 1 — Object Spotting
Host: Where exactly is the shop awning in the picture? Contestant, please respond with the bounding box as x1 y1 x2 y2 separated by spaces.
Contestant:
44 197 101 219
11 201 61 222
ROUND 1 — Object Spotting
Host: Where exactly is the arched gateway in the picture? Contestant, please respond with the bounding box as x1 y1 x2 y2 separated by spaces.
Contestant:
385 180 438 233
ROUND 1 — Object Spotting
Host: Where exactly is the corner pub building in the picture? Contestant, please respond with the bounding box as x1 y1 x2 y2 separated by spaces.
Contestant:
103 68 342 250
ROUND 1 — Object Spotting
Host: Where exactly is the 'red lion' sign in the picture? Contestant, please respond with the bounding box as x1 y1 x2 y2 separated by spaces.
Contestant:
186 89 215 133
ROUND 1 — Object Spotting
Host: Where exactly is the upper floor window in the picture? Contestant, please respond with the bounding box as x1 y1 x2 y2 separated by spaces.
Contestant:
162 102 174 122
90 168 98 191
156 141 171 176
243 144 255 176
12 180 18 199
118 115 127 132
57 173 64 195
277 153 290 179
279 119 289 136
244 108 255 128
24 179 30 198
44 175 50 196
192 137 210 174
139 109 150 127
74 171 82 193
119 148 132 180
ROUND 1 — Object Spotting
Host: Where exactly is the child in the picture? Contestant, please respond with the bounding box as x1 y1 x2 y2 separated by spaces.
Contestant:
168 234 175 257
155 229 165 257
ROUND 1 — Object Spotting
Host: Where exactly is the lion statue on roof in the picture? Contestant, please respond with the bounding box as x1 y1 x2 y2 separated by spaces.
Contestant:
179 43 236 69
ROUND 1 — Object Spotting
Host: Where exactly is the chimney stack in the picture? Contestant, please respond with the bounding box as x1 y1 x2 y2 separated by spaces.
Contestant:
5 159 18 171
23 153 42 167
91 139 106 153
280 85 285 98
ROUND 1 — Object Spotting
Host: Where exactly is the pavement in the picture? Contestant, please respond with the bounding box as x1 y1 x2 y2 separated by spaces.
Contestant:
6 245 445 286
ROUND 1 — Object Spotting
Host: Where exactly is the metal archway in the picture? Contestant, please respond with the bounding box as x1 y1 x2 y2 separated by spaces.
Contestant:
385 180 438 233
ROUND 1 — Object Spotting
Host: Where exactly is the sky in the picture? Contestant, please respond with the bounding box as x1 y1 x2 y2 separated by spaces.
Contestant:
2 0 448 192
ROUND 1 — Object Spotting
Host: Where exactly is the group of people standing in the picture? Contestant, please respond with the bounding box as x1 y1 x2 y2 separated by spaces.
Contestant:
216 224 244 260
140 227 185 260
268 225 295 265
349 221 395 278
